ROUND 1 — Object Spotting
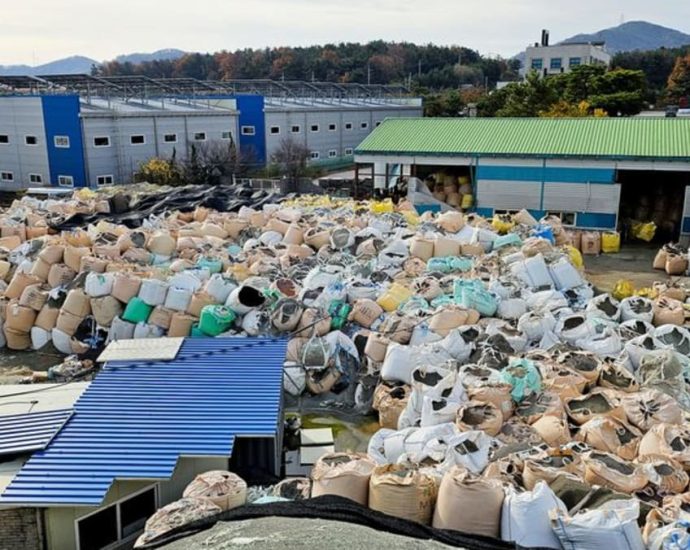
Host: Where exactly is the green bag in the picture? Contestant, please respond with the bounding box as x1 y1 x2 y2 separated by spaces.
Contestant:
199 305 237 336
122 297 153 324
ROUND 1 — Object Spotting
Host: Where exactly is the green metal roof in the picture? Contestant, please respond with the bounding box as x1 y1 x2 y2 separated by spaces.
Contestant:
355 117 690 161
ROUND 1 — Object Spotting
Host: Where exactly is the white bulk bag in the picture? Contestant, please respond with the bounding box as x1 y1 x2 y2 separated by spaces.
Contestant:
31 327 51 350
556 314 597 344
648 520 690 550
133 323 165 339
259 230 283 246
440 327 477 363
549 257 584 291
523 289 569 311
550 499 644 550
84 272 114 298
241 309 270 336
624 335 659 372
409 323 443 346
442 431 495 475
654 325 690 355
485 322 528 353
511 254 553 289
168 272 203 293
586 294 621 322
576 327 622 357
138 279 168 307
367 429 397 464
283 363 306 396
51 328 75 354
204 274 238 304
518 310 557 343
501 481 567 549
497 298 528 321
164 287 193 312
620 296 654 323
381 342 453 385
346 280 379 303
107 316 136 342
488 278 521 300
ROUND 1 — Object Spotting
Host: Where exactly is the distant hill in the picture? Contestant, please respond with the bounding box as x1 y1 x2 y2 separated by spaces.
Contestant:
563 21 690 53
0 49 186 76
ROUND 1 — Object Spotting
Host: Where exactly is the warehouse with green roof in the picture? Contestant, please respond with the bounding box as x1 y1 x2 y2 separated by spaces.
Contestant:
354 117 690 239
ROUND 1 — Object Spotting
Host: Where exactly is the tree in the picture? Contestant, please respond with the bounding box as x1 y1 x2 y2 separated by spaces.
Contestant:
271 137 310 190
668 55 690 103
495 71 558 117
424 90 466 117
134 156 183 185
539 100 607 118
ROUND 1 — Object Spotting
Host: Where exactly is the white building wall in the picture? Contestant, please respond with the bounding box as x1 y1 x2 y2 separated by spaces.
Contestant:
0 97 51 189
524 43 611 76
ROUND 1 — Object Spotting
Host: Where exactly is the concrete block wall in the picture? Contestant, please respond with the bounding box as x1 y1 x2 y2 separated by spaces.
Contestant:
0 508 42 550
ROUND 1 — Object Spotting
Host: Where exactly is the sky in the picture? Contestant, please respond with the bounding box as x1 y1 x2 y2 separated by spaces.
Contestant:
2 0 690 66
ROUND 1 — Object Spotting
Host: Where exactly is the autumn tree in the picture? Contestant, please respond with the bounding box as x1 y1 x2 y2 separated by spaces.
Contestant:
667 55 690 104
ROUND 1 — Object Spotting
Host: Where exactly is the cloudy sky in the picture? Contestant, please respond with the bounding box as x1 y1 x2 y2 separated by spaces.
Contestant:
2 0 690 65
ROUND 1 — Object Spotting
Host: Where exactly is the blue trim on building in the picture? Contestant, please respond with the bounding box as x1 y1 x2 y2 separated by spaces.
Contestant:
576 212 617 230
41 95 87 188
474 207 494 218
476 165 615 184
234 95 267 166
682 217 690 235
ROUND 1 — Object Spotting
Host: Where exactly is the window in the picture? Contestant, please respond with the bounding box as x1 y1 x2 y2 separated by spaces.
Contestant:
310 151 320 160
328 149 338 158
344 148 354 155
360 122 368 130
0 172 13 182
375 121 382 127
25 135 37 146
531 58 543 70
310 124 319 133
54 135 70 148
29 174 43 184
193 132 206 141
569 57 582 67
241 126 255 136
345 123 353 130
0 135 8 144
130 135 145 145
221 131 233 140
328 123 337 131
269 126 280 135
93 136 110 147
163 133 177 143
291 125 301 133
96 175 114 186
58 175 74 187
76 486 157 550
550 58 562 70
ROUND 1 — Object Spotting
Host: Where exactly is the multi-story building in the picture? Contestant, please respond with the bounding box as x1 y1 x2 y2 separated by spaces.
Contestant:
523 30 611 77
0 75 422 189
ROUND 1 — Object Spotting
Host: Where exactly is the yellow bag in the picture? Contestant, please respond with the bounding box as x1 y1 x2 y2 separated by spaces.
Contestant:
461 195 474 209
564 245 584 270
636 287 659 299
401 211 420 226
491 216 514 235
377 283 413 312
634 222 657 242
601 231 621 254
370 200 395 215
613 279 634 301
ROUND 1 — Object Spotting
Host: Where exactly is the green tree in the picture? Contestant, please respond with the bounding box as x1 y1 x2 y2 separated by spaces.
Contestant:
495 71 558 117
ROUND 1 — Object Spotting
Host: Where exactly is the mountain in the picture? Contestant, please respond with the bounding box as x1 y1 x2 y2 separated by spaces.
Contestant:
114 49 186 64
0 49 186 76
562 21 690 54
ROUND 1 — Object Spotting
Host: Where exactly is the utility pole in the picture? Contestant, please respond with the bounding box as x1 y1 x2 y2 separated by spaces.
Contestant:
367 63 371 85
418 59 422 77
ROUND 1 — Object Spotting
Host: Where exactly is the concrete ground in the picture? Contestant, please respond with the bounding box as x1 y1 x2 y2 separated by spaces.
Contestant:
159 516 458 550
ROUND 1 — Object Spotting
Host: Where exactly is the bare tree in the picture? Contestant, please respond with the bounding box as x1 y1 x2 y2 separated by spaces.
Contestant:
184 138 255 185
271 137 310 191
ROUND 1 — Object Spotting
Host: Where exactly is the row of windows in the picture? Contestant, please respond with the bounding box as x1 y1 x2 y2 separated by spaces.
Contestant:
0 171 75 187
309 147 355 160
91 130 234 148
0 134 40 146
268 121 379 136
531 57 582 70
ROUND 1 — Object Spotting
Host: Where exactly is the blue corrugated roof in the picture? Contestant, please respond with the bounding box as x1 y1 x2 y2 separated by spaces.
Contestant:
0 409 73 456
0 337 286 507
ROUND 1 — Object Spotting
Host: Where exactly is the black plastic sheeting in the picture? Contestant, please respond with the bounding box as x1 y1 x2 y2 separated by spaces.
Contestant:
137 495 530 550
49 184 290 231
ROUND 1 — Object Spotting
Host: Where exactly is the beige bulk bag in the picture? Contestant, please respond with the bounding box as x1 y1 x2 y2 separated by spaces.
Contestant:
35 305 60 331
149 306 173 330
112 273 142 303
666 254 688 276
349 299 384 328
621 389 683 432
224 218 249 240
433 236 461 258
364 333 390 363
446 193 462 208
193 206 209 222
38 245 65 265
639 423 690 469
168 312 196 338
456 401 503 437
582 451 648 493
369 465 438 525
311 453 376 506
653 297 685 326
282 224 304 245
147 231 176 256
637 454 688 495
90 296 123 328
249 211 266 228
467 384 514 421
30 258 51 282
19 284 48 311
428 306 469 337
79 256 107 273
92 243 120 260
522 452 582 491
531 415 571 446
62 289 91 318
564 391 625 425
4 326 31 350
461 243 484 257
0 260 11 281
266 218 290 235
4 272 41 300
183 470 247 511
581 231 601 255
285 337 308 363
0 235 21 250
294 308 331 337
63 229 90 247
63 246 90 272
372 383 411 429
515 392 565 425
27 226 48 240
653 249 668 270
409 236 435 261
304 228 331 250
187 291 216 317
200 222 228 239
46 264 76 288
436 211 465 233
1 224 26 241
5 302 37 332
55 309 83 336
432 466 503 537
513 209 538 227
122 248 152 264
576 417 642 461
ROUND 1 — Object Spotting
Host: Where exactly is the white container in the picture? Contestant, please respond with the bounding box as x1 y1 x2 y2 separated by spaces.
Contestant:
52 328 75 354
164 286 193 312
107 316 136 342
204 274 238 304
31 327 52 350
226 286 265 315
133 323 165 339
138 279 169 307
168 272 203 292
549 257 584 291
84 272 114 298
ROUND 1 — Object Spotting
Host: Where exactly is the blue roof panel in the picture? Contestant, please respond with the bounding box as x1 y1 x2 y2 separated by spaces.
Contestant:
0 409 73 456
0 337 286 507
